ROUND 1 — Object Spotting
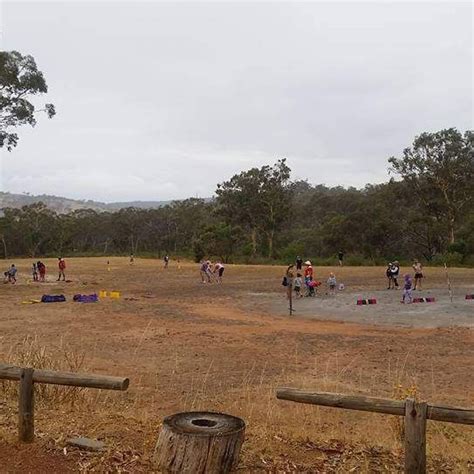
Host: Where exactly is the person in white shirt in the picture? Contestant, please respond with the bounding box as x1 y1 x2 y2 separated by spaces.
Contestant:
214 262 225 283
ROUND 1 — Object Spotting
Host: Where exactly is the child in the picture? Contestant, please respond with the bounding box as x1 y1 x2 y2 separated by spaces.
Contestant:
164 255 169 269
8 264 17 283
32 262 38 281
294 273 303 297
327 272 337 296
305 276 316 297
402 274 413 304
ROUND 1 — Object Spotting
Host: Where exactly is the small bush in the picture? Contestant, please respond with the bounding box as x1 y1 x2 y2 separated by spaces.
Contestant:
448 240 468 257
462 254 474 267
279 242 306 261
431 252 464 266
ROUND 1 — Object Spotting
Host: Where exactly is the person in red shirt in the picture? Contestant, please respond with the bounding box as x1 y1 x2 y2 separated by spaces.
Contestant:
304 260 313 279
57 257 66 281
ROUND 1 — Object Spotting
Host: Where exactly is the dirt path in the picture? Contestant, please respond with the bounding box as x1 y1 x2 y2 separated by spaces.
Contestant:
260 287 474 327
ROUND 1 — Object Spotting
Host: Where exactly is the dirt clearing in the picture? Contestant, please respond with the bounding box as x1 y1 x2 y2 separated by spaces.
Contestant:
0 258 473 472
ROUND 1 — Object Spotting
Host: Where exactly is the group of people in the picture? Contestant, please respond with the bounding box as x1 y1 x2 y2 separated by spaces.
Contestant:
199 260 225 284
393 260 424 304
386 260 424 295
286 257 340 298
32 261 48 282
4 258 66 284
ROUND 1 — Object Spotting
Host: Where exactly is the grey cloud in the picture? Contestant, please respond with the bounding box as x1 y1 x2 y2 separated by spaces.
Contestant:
0 1 472 201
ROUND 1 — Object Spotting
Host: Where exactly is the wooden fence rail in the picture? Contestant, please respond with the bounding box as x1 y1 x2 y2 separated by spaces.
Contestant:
276 388 474 474
0 363 129 442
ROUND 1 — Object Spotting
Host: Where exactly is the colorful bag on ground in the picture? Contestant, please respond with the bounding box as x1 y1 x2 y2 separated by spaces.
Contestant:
73 294 98 303
41 294 66 303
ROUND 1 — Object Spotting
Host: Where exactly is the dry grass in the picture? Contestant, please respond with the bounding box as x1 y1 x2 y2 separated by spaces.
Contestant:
1 336 89 406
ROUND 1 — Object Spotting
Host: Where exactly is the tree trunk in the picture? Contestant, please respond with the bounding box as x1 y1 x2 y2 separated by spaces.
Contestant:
267 230 274 258
1 235 7 259
134 237 140 254
448 217 455 245
250 228 257 256
154 411 245 473
174 223 178 253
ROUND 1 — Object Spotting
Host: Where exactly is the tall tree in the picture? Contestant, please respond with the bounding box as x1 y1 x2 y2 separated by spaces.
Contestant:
389 129 474 243
216 159 292 257
0 51 56 150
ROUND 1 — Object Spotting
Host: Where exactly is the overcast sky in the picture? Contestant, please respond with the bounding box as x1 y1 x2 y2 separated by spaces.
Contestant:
0 1 472 202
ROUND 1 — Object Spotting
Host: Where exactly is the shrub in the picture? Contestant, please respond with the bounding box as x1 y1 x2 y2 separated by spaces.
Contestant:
448 240 468 257
431 252 464 266
279 242 306 262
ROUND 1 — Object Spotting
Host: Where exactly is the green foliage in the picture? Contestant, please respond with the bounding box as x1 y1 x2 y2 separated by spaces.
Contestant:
196 223 244 263
192 239 206 263
0 51 56 150
447 240 468 257
431 252 464 266
389 128 474 244
216 159 292 257
279 242 306 262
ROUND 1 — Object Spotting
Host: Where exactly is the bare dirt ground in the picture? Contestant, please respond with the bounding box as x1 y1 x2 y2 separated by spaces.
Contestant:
0 258 473 472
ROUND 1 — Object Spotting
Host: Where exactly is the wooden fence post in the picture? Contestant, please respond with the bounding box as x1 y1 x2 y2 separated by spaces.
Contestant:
19 368 35 442
404 398 427 474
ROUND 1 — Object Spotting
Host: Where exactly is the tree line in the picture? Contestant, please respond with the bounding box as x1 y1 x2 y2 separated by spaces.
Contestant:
0 128 472 266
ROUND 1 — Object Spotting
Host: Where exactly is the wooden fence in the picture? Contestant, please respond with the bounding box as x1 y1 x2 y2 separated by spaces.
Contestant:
276 388 474 474
0 363 129 442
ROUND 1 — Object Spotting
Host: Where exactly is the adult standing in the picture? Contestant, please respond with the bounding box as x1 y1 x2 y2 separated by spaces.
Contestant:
214 261 225 283
57 257 66 281
338 250 344 266
38 261 46 282
412 260 423 290
285 264 295 314
200 260 211 283
386 262 394 289
164 255 169 269
295 256 303 271
390 261 400 289
32 262 38 281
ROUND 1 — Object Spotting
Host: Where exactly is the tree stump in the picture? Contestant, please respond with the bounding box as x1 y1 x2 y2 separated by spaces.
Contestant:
153 411 245 473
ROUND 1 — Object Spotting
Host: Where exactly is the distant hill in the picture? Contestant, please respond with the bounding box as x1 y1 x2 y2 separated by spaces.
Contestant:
0 192 173 214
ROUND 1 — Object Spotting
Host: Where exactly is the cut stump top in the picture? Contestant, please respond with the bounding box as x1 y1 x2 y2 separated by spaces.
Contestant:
163 411 245 437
